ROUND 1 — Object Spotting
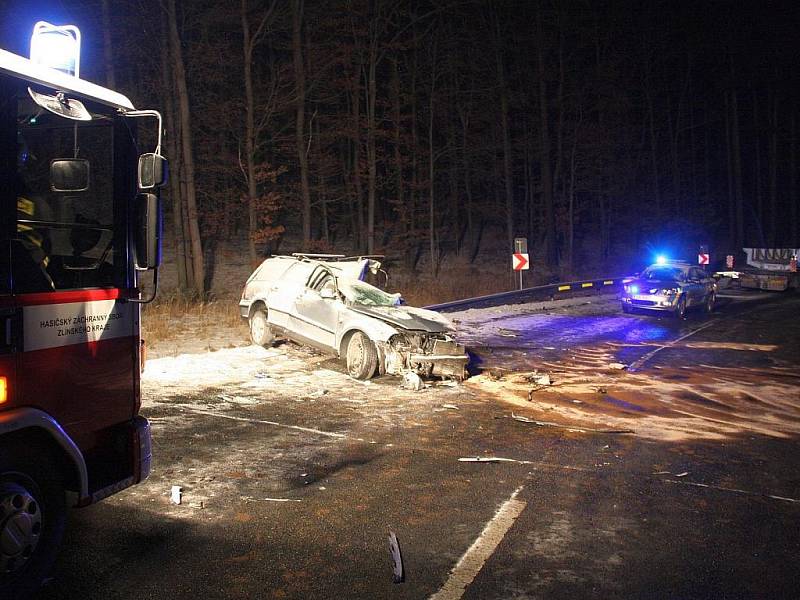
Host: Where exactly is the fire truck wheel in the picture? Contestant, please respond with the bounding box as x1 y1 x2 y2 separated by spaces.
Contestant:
249 309 274 347
346 331 378 380
0 447 66 599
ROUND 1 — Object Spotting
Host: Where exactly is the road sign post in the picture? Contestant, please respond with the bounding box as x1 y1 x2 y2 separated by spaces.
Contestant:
698 245 709 268
513 237 529 290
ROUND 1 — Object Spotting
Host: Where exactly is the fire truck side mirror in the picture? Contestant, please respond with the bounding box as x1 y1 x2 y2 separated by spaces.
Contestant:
136 192 162 270
50 158 90 192
138 153 168 190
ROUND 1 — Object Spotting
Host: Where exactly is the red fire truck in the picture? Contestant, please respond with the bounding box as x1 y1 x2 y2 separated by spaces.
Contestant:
0 23 165 598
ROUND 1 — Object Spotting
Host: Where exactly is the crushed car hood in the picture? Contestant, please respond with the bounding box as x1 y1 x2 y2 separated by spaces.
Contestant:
349 304 451 333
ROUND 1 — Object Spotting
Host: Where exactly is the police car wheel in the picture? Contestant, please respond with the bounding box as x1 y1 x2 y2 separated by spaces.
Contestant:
249 309 274 347
705 292 716 313
0 445 66 600
674 296 687 319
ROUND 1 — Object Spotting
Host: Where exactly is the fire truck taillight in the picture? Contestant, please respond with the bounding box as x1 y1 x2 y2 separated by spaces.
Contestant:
0 376 7 404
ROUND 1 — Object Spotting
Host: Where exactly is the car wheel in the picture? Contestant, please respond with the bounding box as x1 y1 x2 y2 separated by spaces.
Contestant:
705 292 716 313
345 332 378 380
0 444 66 600
674 295 687 319
621 302 631 314
249 309 274 347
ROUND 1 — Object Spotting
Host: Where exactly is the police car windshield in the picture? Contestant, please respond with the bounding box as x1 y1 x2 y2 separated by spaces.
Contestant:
642 267 682 282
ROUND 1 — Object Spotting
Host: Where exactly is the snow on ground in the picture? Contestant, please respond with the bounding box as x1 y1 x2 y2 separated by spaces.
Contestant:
139 291 800 447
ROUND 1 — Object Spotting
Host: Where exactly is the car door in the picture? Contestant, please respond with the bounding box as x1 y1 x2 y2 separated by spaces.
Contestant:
291 266 339 351
687 268 706 305
266 262 313 331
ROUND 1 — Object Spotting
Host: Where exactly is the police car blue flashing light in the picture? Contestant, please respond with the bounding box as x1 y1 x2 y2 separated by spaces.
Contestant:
655 254 667 265
30 21 81 77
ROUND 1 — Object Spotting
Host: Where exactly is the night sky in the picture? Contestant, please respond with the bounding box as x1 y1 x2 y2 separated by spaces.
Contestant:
2 1 799 286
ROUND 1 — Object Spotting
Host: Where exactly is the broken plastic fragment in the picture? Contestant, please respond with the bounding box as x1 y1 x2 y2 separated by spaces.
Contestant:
401 372 424 391
388 531 405 583
608 363 627 370
170 485 182 505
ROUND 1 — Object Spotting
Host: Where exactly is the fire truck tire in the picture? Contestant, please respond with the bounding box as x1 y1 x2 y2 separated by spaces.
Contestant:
0 444 66 599
249 309 274 347
345 331 378 380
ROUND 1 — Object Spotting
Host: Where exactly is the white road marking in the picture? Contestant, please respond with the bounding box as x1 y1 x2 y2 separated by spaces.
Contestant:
662 479 798 504
429 485 527 600
628 319 718 372
179 407 348 439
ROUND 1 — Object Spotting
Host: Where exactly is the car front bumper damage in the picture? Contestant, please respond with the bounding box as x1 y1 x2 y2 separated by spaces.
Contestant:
378 335 468 380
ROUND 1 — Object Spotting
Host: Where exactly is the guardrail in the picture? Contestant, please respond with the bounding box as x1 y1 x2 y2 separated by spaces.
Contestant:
425 276 628 313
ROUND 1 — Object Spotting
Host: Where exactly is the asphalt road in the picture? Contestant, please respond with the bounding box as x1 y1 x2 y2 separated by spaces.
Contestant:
34 289 800 599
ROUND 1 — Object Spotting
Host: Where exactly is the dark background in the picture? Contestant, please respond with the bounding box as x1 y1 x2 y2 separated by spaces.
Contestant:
2 1 799 296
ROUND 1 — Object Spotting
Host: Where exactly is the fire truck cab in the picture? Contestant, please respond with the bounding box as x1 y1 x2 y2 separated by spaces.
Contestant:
0 23 165 598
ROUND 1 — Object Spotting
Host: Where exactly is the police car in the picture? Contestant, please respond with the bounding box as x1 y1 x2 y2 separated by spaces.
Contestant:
621 259 717 318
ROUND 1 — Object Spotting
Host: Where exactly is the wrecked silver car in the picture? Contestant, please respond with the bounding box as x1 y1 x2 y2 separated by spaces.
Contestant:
239 254 468 380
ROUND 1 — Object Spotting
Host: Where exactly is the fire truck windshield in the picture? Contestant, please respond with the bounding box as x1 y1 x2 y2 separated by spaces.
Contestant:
8 84 125 294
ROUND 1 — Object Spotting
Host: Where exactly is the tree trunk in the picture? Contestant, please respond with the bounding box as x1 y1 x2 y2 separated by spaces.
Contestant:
242 0 259 264
790 112 798 245
292 0 311 245
160 23 188 292
494 14 514 257
167 0 204 296
768 90 778 245
428 39 438 274
101 0 116 88
537 9 556 268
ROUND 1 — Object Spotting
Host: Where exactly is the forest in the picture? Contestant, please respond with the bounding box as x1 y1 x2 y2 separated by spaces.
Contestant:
3 1 799 297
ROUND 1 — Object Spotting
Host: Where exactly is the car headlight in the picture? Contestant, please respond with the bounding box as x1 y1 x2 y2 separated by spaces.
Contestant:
661 288 678 296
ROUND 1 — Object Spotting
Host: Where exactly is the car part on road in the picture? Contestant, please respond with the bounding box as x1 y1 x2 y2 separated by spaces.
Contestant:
0 444 66 600
388 531 404 584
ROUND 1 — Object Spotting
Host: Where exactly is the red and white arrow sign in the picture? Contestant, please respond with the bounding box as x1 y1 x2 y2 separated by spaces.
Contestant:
512 253 529 271
697 253 709 265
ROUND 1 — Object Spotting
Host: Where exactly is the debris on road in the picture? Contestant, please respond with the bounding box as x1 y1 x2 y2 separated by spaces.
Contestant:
458 456 533 464
510 413 634 434
675 471 689 477
242 496 303 503
608 363 627 370
170 485 182 505
189 501 205 509
441 404 459 410
388 531 405 584
531 372 552 386
401 372 425 391
498 328 521 337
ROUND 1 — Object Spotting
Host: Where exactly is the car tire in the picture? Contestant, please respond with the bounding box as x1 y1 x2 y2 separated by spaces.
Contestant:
346 332 378 380
705 292 716 313
249 309 274 347
621 302 631 314
0 443 66 600
674 295 687 319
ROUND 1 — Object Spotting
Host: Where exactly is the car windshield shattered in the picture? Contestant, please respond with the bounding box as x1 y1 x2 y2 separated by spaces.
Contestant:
338 278 402 306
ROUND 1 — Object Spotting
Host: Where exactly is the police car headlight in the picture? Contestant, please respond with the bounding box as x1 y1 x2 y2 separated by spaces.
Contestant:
661 288 678 296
